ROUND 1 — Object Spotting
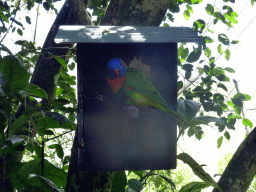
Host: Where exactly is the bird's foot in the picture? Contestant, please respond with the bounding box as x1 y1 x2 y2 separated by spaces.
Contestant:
123 105 139 118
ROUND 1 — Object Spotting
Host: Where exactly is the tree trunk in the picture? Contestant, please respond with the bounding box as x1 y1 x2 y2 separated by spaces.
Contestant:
213 127 256 192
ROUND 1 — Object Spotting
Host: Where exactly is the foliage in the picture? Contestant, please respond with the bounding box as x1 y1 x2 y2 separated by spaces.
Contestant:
0 0 255 191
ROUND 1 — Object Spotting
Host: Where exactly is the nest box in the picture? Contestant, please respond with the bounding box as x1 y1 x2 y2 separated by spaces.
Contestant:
55 25 201 171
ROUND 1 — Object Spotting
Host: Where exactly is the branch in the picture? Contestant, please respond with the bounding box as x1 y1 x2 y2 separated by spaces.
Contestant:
213 127 256 192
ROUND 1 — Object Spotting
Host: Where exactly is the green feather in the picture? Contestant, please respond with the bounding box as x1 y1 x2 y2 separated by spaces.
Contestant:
118 67 189 125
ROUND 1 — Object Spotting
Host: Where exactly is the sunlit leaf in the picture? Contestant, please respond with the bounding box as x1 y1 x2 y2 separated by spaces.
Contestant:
217 44 223 55
224 67 235 73
224 49 230 60
217 136 223 148
183 10 190 21
181 48 189 62
205 3 214 15
186 5 193 13
231 40 239 44
177 153 222 191
180 182 210 192
242 118 253 128
193 19 206 34
218 34 230 45
224 131 230 140
205 47 211 58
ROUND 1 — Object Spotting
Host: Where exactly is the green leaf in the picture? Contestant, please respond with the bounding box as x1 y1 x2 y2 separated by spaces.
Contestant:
190 116 229 126
63 156 70 166
167 13 174 22
43 2 50 10
185 71 191 79
17 28 23 36
164 23 170 27
187 47 202 63
205 47 211 58
178 45 184 58
50 54 67 69
217 44 223 55
10 18 24 29
17 159 67 189
27 174 59 192
37 128 54 135
183 64 193 72
177 100 201 122
111 171 127 192
231 40 239 44
224 49 230 60
128 179 143 191
0 12 9 23
191 0 203 4
203 36 214 43
179 182 210 192
177 81 183 92
183 10 190 21
193 19 206 34
224 131 230 140
217 136 223 149
224 67 235 73
8 115 30 138
205 3 214 15
242 118 253 128
25 16 31 24
177 153 222 191
25 83 48 99
251 0 254 6
232 98 243 107
234 105 241 115
217 83 228 91
188 127 196 137
169 1 180 13
216 74 230 82
49 144 64 159
218 34 230 45
181 48 189 63
145 172 176 190
36 112 76 130
186 5 193 13
233 93 251 101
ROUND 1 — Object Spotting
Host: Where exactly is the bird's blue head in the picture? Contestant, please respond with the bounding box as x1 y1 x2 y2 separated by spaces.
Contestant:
107 58 126 79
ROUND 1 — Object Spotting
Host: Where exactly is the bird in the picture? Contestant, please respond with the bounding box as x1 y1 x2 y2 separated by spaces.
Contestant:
106 58 189 125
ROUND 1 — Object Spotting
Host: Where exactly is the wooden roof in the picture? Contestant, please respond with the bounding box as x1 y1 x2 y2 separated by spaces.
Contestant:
54 25 202 44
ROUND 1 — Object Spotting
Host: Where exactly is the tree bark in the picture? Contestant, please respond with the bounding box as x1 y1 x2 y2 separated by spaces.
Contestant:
213 127 256 192
101 0 169 26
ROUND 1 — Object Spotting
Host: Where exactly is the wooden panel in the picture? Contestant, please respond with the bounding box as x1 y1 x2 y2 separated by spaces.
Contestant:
77 43 177 171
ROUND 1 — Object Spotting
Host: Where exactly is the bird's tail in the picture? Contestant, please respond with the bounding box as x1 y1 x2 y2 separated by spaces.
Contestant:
153 103 189 125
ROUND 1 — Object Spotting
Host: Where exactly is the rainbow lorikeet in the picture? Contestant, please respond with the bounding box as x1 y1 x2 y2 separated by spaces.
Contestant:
106 58 189 124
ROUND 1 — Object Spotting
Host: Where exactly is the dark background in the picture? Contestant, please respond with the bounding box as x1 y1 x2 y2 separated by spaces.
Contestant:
77 43 177 171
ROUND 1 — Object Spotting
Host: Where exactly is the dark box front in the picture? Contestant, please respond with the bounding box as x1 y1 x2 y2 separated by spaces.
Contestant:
77 43 177 171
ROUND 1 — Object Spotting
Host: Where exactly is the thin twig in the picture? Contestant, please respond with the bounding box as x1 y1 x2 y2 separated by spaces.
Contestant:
0 0 21 44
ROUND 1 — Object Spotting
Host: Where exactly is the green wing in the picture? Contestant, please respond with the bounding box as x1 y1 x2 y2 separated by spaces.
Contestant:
125 67 168 107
